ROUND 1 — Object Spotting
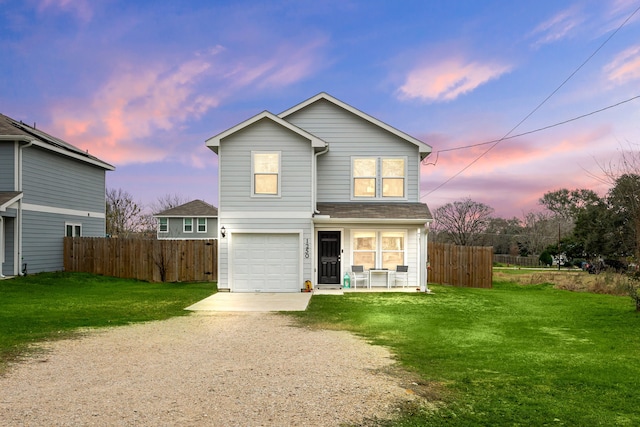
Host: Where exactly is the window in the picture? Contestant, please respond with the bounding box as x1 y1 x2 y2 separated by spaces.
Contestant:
65 223 82 237
253 152 280 196
183 218 193 233
158 218 168 233
352 230 405 270
197 218 207 233
352 157 406 199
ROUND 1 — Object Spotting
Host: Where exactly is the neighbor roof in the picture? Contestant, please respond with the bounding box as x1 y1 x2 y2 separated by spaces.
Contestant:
154 199 218 217
0 191 22 212
279 92 433 160
315 202 432 223
0 113 115 171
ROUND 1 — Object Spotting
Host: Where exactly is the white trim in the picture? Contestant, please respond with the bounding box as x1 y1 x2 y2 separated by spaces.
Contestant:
158 217 168 233
22 203 105 219
313 217 430 225
64 222 82 237
197 217 207 233
351 228 408 274
251 151 281 197
221 211 311 219
0 193 22 212
350 156 408 200
314 227 344 286
183 218 193 233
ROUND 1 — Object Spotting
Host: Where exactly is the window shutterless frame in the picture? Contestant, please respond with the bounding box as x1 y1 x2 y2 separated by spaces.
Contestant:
351 156 407 199
252 151 281 196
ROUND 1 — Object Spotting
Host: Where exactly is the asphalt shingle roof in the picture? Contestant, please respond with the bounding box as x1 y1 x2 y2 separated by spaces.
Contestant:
315 202 432 220
154 200 218 217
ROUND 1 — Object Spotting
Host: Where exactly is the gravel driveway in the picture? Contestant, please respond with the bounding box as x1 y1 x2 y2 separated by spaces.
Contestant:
0 312 419 426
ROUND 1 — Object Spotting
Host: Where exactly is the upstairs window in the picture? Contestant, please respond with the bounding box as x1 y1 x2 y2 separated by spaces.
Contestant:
184 218 193 233
253 152 280 196
158 218 168 233
352 157 406 199
197 218 207 233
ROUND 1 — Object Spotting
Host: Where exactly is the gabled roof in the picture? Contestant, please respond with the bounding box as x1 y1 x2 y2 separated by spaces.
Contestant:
315 202 432 224
0 113 115 171
205 110 327 154
154 199 218 217
279 92 432 160
0 191 23 212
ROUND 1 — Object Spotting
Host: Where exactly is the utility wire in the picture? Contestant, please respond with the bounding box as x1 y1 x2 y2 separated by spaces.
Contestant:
423 4 640 199
423 94 640 166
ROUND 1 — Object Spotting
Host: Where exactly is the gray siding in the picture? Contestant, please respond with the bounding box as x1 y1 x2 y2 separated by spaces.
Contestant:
217 216 313 290
22 146 106 212
285 99 421 203
158 217 218 239
0 142 15 191
219 118 313 212
1 215 16 276
22 210 105 273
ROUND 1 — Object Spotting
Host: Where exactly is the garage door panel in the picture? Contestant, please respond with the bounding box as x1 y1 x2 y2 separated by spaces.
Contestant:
232 233 300 292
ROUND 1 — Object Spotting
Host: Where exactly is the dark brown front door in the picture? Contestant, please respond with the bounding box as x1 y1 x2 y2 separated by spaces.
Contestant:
318 231 341 284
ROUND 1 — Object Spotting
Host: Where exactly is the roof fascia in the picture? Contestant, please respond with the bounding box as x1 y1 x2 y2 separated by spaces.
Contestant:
0 193 23 212
278 92 432 159
312 217 431 225
205 111 326 154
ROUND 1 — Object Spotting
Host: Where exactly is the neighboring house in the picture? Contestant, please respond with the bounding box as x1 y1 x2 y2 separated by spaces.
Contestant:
206 93 433 293
0 114 114 276
154 199 218 240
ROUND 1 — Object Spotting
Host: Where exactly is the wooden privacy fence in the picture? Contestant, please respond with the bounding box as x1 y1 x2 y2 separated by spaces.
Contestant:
64 237 217 283
428 242 493 288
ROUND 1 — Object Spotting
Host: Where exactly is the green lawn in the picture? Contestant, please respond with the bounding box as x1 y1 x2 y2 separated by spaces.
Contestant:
0 272 215 372
289 280 640 426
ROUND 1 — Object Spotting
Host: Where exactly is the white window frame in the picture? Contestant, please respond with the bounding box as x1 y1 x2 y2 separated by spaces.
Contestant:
351 156 407 200
197 218 207 233
351 229 406 270
158 218 168 233
65 222 82 237
183 218 193 233
251 151 281 197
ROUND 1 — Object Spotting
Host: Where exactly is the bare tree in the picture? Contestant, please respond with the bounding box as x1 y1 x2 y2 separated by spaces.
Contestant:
149 193 190 214
106 188 144 238
432 198 494 246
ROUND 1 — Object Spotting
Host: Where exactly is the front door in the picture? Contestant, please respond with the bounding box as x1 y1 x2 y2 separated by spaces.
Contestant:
318 231 341 284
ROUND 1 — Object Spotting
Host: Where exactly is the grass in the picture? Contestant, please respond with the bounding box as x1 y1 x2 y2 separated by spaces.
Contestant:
0 272 215 372
289 278 640 426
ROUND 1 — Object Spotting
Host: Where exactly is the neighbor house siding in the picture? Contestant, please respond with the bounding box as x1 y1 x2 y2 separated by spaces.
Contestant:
284 99 421 203
217 216 313 290
21 146 106 213
159 217 218 239
218 119 313 213
21 210 105 273
0 142 15 191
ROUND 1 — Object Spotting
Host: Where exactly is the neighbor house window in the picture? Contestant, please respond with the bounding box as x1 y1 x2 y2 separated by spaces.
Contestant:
352 157 406 199
197 218 207 233
352 230 405 270
183 218 193 233
253 151 280 196
65 223 82 237
158 218 168 233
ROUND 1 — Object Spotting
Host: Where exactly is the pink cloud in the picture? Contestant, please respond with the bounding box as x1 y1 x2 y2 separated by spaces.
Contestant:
51 57 219 165
529 6 583 48
604 45 640 85
398 57 512 102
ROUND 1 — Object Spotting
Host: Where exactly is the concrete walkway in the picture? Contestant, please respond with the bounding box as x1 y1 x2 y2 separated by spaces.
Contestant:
185 292 313 312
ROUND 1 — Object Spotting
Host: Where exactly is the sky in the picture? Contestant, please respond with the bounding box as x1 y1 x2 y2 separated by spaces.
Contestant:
2 0 640 219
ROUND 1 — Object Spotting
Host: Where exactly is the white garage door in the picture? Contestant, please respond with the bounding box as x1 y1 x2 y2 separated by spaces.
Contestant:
231 233 300 292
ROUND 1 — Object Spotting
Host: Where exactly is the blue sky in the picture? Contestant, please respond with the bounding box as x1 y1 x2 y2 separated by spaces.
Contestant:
2 0 639 218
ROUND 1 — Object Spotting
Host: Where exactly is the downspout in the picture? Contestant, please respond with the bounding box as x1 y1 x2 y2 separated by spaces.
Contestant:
17 140 34 275
313 145 329 214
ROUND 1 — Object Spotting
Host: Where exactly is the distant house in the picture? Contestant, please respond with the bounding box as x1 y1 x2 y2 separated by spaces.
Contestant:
154 199 218 240
0 113 114 276
206 93 432 292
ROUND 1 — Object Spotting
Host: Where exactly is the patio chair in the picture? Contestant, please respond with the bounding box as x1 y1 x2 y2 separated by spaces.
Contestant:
350 265 369 289
394 265 409 288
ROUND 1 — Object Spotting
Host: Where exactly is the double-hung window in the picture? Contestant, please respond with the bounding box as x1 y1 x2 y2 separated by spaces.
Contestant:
253 151 280 196
352 230 405 270
158 218 168 233
183 218 193 233
352 157 406 199
197 218 207 233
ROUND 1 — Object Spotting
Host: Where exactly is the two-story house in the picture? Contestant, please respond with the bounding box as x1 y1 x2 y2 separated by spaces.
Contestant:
206 93 432 292
0 113 114 277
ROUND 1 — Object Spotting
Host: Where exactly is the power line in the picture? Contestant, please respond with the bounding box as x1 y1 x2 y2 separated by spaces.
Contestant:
422 4 640 199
